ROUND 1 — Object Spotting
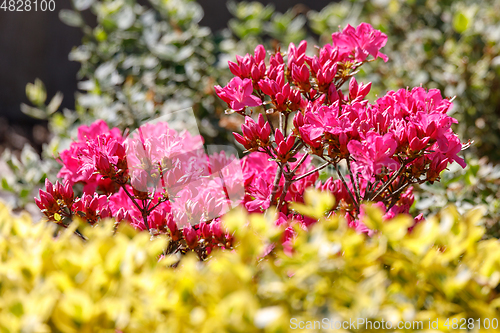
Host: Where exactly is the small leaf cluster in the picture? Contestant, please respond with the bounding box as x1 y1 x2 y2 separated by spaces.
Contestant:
0 146 53 208
414 157 500 238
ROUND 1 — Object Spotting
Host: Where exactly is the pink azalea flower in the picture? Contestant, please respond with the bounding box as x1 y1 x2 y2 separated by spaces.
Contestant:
332 23 388 62
72 193 111 225
348 132 400 179
234 114 272 150
228 44 266 81
215 77 262 111
58 120 124 188
77 134 127 181
275 129 295 161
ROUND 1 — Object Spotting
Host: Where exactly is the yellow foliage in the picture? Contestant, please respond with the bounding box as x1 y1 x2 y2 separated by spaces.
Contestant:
1 193 500 332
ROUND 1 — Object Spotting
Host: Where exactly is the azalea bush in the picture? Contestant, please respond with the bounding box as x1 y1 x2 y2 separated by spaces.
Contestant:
224 0 500 236
4 0 497 225
215 23 468 230
35 23 468 259
303 0 500 237
2 193 500 332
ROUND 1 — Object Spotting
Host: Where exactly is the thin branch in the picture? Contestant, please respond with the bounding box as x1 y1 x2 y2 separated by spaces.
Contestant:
74 229 88 242
386 181 415 210
290 139 304 153
346 157 361 204
370 162 406 201
264 111 275 135
148 196 168 214
365 178 381 200
289 141 305 157
363 179 372 200
293 161 330 181
284 112 289 136
58 216 88 242
284 162 291 174
333 163 359 212
291 153 309 174
121 185 150 230
142 199 150 230
121 185 143 212
354 170 362 201
269 163 283 205
262 146 275 160
277 176 292 211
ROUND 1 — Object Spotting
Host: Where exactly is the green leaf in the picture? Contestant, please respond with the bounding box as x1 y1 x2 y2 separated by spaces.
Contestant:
453 11 469 33
47 92 64 115
73 0 94 11
25 79 47 106
1 178 12 191
20 104 47 120
59 9 85 28
19 188 30 199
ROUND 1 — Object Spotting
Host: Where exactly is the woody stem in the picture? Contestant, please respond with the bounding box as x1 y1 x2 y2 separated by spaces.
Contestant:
269 163 283 206
333 163 359 213
121 184 150 231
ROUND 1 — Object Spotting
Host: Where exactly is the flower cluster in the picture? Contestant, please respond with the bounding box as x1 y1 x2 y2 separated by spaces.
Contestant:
37 120 240 258
215 23 467 231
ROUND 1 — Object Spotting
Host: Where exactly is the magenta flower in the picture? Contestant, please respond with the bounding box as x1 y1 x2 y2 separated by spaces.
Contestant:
77 134 127 182
35 188 58 218
291 63 310 88
234 114 272 150
35 179 75 221
287 40 307 68
275 129 295 161
332 23 388 62
228 44 266 81
305 55 337 92
57 120 124 190
245 176 272 212
73 193 111 225
183 224 198 249
298 126 323 150
258 77 280 96
215 77 262 111
348 77 372 103
348 132 400 179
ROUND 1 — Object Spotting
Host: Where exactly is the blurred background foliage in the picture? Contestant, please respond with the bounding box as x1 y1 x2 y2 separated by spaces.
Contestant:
1 192 500 332
1 0 500 234
413 157 500 239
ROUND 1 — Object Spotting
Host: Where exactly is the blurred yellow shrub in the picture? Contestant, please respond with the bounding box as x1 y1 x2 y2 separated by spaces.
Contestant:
1 192 500 332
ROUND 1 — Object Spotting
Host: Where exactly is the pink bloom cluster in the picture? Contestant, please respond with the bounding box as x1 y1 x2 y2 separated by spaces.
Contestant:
241 153 317 218
215 23 467 233
215 23 388 115
38 120 241 258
